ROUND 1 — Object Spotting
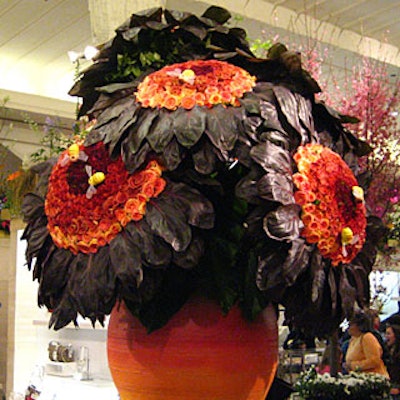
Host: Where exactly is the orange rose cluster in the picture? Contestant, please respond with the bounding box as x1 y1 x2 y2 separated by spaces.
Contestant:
45 142 166 254
135 59 256 110
293 144 367 266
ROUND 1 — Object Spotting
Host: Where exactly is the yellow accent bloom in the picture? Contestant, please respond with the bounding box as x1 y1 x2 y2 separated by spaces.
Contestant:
341 227 354 245
352 186 364 202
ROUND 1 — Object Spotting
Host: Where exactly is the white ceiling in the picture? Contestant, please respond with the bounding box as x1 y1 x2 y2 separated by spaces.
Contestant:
274 0 400 48
0 0 399 105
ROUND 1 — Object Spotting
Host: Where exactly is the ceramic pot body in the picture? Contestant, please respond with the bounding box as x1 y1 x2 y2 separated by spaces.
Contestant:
107 298 278 400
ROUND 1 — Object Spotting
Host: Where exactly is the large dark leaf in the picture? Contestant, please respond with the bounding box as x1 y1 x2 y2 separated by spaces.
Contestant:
257 170 294 205
281 237 311 285
22 215 50 264
125 110 158 154
124 220 172 267
172 235 204 269
192 140 218 174
30 159 56 198
38 248 73 302
122 141 151 173
69 248 116 324
273 86 309 144
160 138 182 171
235 169 264 205
340 268 357 317
145 199 192 252
173 106 206 148
110 234 143 287
21 193 44 222
201 6 231 24
250 141 293 175
256 246 288 292
259 100 285 133
259 130 291 150
164 9 192 24
94 95 136 128
310 251 325 306
105 104 140 154
295 93 314 134
165 182 214 229
49 296 78 330
205 105 241 151
263 204 302 241
146 109 175 152
327 267 338 315
240 95 261 115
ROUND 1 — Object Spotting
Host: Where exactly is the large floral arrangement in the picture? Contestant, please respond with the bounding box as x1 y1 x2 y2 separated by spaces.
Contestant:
21 6 383 334
295 366 390 400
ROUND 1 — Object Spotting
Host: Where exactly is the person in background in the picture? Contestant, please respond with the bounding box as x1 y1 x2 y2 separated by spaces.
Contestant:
385 323 400 399
344 312 389 377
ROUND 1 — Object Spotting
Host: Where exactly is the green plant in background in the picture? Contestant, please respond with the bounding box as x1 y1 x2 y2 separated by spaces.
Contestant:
250 37 273 58
26 115 74 163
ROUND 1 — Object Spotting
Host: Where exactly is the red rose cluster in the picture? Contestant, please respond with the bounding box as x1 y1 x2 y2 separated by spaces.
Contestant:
45 142 166 254
293 144 367 266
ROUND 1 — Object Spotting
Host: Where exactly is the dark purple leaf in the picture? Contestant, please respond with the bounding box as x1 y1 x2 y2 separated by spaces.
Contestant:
94 95 136 128
257 170 294 205
201 6 231 24
38 248 73 302
328 267 337 314
235 169 264 204
259 100 284 133
192 140 218 174
110 234 143 287
310 251 325 305
21 193 44 221
173 106 206 148
49 296 78 330
295 93 314 134
105 104 140 154
256 247 288 292
172 236 204 269
122 141 151 173
273 86 309 144
250 141 293 175
145 199 192 252
281 237 311 285
146 109 175 152
205 105 241 151
339 268 356 316
263 204 302 241
165 182 214 229
160 138 182 171
125 220 172 267
125 110 158 154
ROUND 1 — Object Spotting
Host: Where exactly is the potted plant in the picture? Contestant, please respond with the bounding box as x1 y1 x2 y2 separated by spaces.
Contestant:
21 6 384 400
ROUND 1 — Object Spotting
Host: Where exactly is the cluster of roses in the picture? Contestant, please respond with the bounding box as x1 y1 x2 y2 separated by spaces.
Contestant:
45 142 166 254
135 59 256 110
293 144 367 266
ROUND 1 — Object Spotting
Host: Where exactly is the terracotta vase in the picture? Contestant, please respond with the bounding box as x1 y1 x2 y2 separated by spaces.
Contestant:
107 297 278 400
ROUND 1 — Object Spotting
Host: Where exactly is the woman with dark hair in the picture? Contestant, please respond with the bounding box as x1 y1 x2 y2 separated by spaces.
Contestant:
385 324 400 399
344 312 389 377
